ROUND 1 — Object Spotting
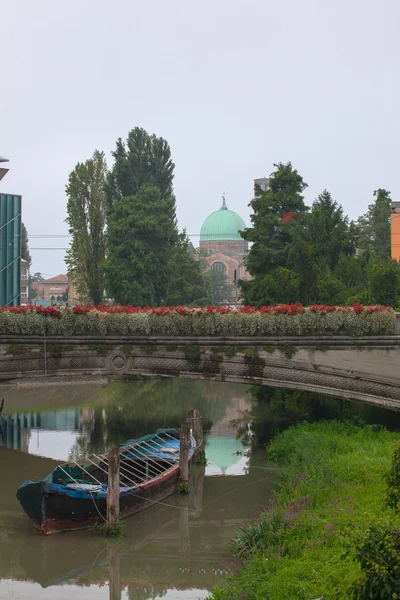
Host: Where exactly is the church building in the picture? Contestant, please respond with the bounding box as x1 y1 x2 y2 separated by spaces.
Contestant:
199 196 251 285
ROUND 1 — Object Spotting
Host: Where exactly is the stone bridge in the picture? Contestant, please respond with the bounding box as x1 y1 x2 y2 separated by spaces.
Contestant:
1 333 400 409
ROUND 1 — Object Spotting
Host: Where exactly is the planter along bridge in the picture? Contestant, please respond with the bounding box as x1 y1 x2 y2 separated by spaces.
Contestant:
1 327 400 409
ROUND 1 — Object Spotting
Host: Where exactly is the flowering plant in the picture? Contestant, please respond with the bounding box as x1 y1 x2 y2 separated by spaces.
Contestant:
0 303 395 337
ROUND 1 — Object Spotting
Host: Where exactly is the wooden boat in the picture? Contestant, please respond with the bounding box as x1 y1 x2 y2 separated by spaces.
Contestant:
16 428 194 534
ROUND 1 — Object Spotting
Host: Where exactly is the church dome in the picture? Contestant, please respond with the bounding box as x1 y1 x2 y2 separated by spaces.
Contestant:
200 197 246 242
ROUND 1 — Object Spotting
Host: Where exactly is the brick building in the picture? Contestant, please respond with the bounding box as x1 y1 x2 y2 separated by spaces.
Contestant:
31 274 69 302
199 196 251 287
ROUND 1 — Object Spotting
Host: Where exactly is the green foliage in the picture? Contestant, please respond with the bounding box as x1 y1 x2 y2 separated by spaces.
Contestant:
213 345 238 358
349 522 400 599
369 257 400 307
245 348 257 360
240 162 309 306
183 345 201 361
105 186 178 305
385 441 400 510
165 234 210 306
121 345 132 358
88 344 108 355
6 344 24 355
89 520 124 537
21 222 31 267
357 188 392 259
208 268 234 306
224 346 239 358
179 481 190 494
139 345 157 354
279 344 297 359
211 422 400 600
65 150 108 304
290 190 355 304
106 127 174 207
265 345 275 354
241 172 395 308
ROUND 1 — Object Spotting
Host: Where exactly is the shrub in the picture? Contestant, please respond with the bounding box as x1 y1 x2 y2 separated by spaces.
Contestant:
385 441 400 510
349 522 400 599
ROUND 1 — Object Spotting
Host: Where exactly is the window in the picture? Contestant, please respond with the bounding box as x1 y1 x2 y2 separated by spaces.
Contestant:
211 261 227 274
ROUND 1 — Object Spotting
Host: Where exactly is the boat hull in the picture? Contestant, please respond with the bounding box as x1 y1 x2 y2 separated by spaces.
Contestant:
18 463 180 534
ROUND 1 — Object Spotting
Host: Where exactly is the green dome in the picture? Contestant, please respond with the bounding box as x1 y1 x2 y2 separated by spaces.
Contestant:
200 197 246 242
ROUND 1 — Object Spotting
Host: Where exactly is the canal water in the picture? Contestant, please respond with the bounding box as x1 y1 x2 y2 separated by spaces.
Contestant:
0 379 274 600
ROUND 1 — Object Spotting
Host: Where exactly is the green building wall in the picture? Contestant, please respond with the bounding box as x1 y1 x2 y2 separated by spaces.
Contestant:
0 193 21 306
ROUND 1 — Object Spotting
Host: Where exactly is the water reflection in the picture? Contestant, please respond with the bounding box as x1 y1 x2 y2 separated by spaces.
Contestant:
0 379 274 600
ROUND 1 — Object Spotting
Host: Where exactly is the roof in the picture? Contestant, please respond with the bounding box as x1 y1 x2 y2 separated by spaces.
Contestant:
200 197 246 242
43 274 69 283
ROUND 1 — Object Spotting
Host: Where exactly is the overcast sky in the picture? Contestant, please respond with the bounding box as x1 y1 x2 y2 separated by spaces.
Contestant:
1 0 399 277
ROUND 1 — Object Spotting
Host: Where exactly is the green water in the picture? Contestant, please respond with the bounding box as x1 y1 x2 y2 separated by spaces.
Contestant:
0 379 274 600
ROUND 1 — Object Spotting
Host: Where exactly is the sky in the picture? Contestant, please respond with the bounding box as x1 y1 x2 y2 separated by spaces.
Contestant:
1 0 400 277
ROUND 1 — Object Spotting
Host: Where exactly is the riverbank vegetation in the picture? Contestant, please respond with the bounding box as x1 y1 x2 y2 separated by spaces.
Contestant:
212 421 400 599
0 303 394 336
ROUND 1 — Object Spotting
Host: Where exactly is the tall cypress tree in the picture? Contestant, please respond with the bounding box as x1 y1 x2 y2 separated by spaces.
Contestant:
65 150 108 305
240 162 308 306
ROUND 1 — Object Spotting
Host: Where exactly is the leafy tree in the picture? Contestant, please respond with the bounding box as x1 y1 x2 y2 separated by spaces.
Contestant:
240 162 308 306
30 272 44 282
105 186 178 305
165 235 210 306
369 257 400 307
65 150 108 305
106 127 175 209
209 268 234 306
21 222 31 267
357 188 391 258
289 190 354 303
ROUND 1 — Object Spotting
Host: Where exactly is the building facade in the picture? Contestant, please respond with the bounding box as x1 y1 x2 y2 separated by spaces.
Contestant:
199 196 251 286
31 274 69 302
0 193 22 306
391 202 400 261
254 177 269 197
20 259 29 304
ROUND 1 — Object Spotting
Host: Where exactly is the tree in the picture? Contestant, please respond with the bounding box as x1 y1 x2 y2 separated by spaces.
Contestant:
21 222 31 267
30 272 44 282
65 150 108 305
240 162 308 306
209 268 234 306
106 127 175 210
357 188 391 258
369 257 400 307
289 190 354 303
165 236 211 306
105 186 179 305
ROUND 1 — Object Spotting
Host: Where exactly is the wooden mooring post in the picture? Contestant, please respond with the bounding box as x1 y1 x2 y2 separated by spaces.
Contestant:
188 408 205 464
107 444 120 532
179 419 190 491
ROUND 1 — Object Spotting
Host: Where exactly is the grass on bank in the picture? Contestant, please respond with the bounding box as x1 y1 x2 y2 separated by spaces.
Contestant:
211 421 400 600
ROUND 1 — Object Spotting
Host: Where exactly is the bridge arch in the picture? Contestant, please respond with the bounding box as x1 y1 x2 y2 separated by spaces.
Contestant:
1 335 400 410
